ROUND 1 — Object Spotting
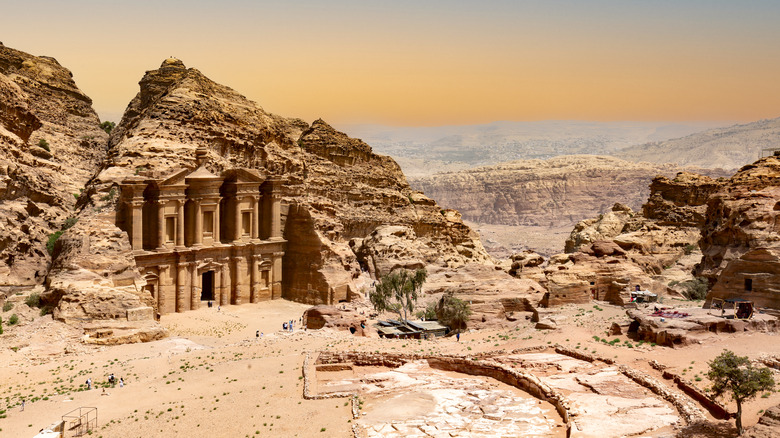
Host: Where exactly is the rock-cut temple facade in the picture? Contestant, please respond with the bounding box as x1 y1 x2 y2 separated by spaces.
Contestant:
117 148 285 317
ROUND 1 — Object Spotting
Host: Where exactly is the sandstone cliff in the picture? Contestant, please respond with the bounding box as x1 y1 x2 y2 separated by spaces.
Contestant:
0 43 107 288
79 58 490 307
538 172 725 306
410 155 728 228
696 155 780 311
615 117 780 170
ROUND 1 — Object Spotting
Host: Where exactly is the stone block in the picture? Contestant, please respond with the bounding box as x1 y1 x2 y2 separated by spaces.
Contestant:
127 306 154 321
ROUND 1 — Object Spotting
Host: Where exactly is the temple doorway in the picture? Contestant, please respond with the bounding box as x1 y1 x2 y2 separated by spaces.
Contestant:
201 271 215 301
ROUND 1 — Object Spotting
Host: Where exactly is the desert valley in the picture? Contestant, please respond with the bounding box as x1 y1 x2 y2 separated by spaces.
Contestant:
2 29 780 438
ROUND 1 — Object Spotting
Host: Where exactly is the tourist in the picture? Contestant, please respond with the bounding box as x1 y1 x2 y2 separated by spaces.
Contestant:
86 378 92 390
256 330 260 339
456 332 460 342
20 399 24 411
283 322 288 331
119 377 124 388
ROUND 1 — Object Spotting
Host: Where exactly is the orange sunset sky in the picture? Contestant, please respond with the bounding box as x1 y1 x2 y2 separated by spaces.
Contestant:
2 0 780 126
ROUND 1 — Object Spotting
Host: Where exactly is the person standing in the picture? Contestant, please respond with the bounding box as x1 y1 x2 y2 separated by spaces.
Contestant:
456 332 460 342
119 378 124 388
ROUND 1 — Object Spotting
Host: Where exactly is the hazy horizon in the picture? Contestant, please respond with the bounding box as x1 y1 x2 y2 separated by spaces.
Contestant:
3 1 780 127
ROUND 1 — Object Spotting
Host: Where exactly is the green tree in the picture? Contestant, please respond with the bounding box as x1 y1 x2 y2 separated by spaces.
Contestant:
100 121 116 134
707 349 775 434
437 292 472 333
370 268 427 322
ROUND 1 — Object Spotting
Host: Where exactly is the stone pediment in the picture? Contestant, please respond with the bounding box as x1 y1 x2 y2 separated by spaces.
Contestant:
222 168 265 183
160 168 193 186
186 166 220 181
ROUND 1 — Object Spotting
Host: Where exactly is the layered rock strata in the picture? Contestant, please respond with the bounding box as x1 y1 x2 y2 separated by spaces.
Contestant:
76 58 490 312
539 172 724 306
0 43 107 286
697 155 780 311
411 155 728 227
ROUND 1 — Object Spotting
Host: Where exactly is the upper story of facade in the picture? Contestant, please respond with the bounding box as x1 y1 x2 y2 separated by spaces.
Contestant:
116 147 283 254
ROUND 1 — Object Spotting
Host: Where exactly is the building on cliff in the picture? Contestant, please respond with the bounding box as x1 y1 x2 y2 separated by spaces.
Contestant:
116 147 285 316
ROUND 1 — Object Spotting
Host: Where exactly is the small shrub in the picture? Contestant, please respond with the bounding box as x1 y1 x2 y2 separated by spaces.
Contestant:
0 316 3 334
2 302 12 312
40 306 53 316
25 293 41 308
681 277 708 300
37 138 50 152
63 217 78 230
99 121 116 134
46 231 64 255
100 188 116 202
9 314 18 325
683 244 697 255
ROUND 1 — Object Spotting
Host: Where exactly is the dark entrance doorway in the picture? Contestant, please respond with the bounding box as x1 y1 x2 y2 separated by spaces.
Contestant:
201 271 215 301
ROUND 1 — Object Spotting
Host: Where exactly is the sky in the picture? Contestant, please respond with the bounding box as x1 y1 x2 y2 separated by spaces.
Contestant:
2 0 780 126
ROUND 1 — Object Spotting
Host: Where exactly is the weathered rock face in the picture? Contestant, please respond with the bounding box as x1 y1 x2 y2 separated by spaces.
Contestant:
0 43 107 286
302 304 373 336
698 156 780 287
744 403 780 438
411 155 727 227
423 264 545 328
88 58 490 307
539 172 724 306
696 155 780 311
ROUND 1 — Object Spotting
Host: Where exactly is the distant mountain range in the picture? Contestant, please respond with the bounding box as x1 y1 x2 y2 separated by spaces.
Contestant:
340 118 780 177
338 120 731 177
615 117 780 170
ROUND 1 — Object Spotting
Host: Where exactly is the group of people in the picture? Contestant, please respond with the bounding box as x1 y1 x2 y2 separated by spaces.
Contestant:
85 374 124 390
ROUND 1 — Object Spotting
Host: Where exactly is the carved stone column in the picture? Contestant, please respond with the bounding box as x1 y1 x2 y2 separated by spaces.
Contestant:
176 200 185 248
234 197 242 242
271 193 282 239
131 200 143 250
251 196 258 240
219 258 230 306
190 262 200 310
194 199 203 246
176 262 187 312
190 262 198 310
233 256 243 304
158 265 170 314
250 255 260 303
156 200 166 251
214 202 221 243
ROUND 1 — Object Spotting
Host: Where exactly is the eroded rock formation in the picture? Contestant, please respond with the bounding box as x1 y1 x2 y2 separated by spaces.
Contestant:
74 58 491 312
411 155 727 227
0 43 107 287
538 172 724 306
697 155 780 311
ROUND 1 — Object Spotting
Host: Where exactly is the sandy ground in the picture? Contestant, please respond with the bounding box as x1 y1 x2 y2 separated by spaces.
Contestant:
1 298 779 437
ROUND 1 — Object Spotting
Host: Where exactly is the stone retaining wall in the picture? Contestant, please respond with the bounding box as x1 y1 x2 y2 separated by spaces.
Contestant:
307 350 575 437
554 345 615 364
619 365 706 424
